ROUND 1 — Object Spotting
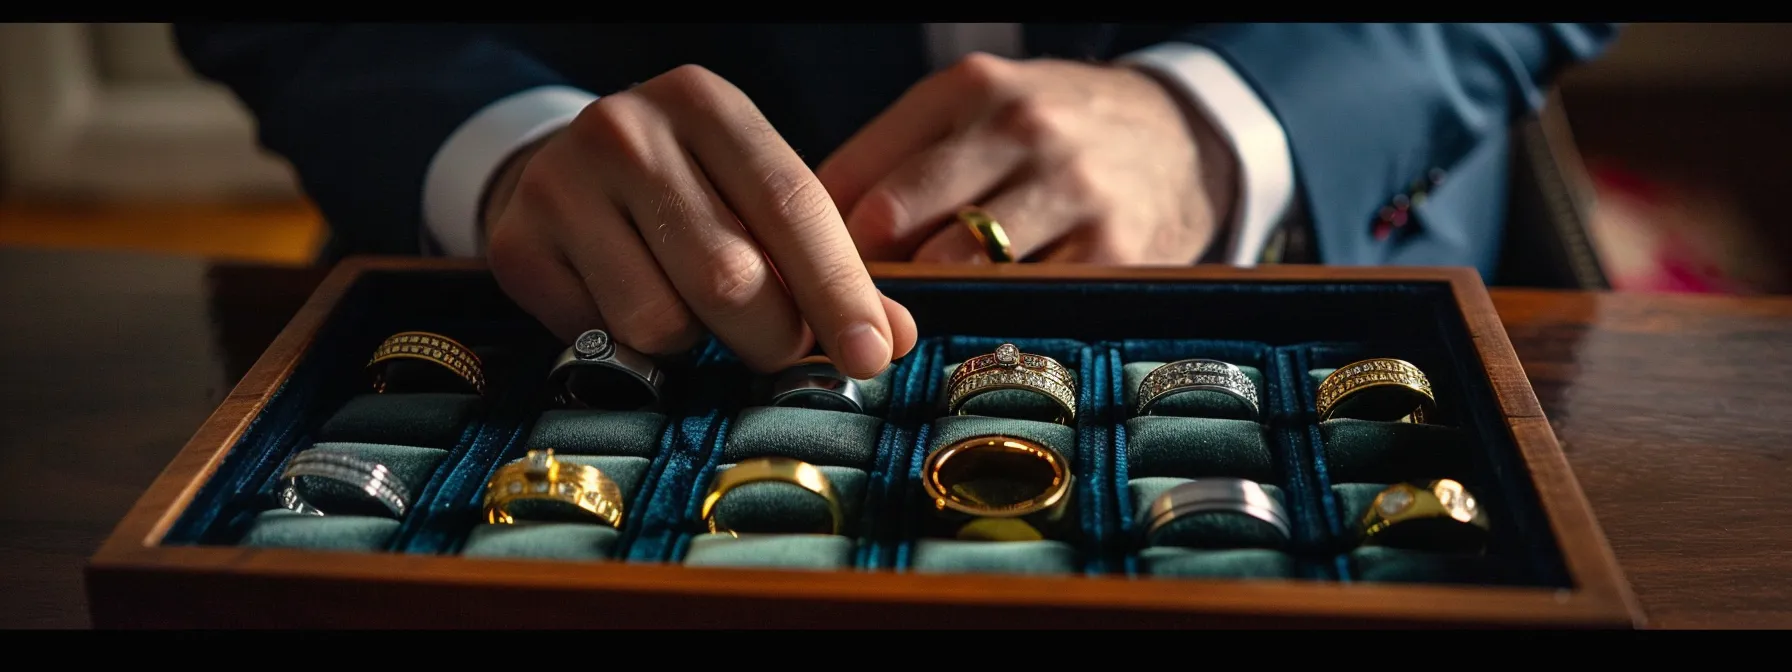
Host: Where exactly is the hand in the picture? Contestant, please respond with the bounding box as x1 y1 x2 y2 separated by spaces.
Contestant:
481 65 918 379
818 54 1237 264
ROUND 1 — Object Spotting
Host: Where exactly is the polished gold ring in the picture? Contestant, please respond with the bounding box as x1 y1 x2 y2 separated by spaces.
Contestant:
947 343 1077 425
700 456 842 536
958 205 1014 263
368 330 486 395
921 435 1074 541
483 449 625 528
1358 479 1491 553
1315 357 1434 423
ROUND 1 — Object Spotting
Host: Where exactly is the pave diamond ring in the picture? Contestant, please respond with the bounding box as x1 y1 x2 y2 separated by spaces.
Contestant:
483 449 625 528
1315 358 1435 423
367 330 486 395
1135 359 1259 418
548 329 665 410
946 343 1077 425
278 449 413 518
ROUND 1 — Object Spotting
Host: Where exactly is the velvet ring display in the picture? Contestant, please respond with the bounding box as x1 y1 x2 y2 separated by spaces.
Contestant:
548 329 665 410
1138 478 1290 548
278 450 413 518
921 435 1074 542
946 343 1078 425
1135 358 1259 417
957 205 1014 262
1315 357 1436 423
366 330 486 395
700 456 843 537
482 449 625 528
1357 479 1491 553
768 360 864 414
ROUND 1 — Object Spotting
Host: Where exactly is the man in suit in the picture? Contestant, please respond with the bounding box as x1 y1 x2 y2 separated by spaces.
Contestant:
176 23 1617 380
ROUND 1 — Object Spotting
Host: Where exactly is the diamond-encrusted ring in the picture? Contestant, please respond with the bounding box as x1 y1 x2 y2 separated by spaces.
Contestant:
367 330 486 395
945 343 1078 424
279 449 413 518
700 456 842 536
1357 479 1490 553
768 360 865 414
547 329 665 410
1314 357 1436 423
1135 359 1259 418
921 435 1074 542
1139 477 1290 547
483 449 625 528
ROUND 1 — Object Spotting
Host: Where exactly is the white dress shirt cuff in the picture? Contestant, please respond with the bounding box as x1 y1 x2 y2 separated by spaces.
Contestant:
422 85 600 257
1118 43 1296 267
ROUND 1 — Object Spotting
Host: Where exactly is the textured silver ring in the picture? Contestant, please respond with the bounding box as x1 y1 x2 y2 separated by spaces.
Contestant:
768 362 865 414
279 450 412 518
549 329 665 409
1135 359 1259 417
1140 477 1289 543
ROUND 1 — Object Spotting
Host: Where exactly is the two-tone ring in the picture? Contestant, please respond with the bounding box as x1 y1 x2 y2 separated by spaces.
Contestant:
768 359 864 414
921 435 1074 542
367 331 486 395
700 456 843 536
1139 478 1290 548
278 450 413 518
1135 359 1259 417
946 343 1077 425
548 329 665 410
482 449 626 528
1316 358 1436 423
1357 478 1491 553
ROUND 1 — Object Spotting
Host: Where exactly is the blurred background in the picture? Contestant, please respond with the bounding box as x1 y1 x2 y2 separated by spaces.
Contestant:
1 22 1788 294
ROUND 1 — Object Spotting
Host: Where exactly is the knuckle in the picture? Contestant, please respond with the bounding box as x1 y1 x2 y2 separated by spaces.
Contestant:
1056 162 1109 209
991 97 1060 145
847 189 906 250
949 52 1011 91
610 295 700 354
763 167 838 233
567 97 658 170
647 64 738 115
694 240 771 314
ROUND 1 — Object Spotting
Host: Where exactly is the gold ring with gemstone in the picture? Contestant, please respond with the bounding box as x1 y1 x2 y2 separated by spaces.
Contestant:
700 456 842 536
1135 358 1260 418
367 330 486 395
946 343 1078 425
483 449 625 528
958 205 1014 263
1315 357 1434 423
920 435 1074 542
1357 479 1491 553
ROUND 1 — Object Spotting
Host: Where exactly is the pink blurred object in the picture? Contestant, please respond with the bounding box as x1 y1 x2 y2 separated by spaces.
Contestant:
1583 160 1778 294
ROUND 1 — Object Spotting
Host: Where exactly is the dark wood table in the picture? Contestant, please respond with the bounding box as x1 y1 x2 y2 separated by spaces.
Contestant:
3 247 1787 629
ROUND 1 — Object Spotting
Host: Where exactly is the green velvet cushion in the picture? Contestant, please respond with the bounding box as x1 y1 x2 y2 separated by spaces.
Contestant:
238 443 451 549
683 534 855 570
457 455 653 560
525 410 669 457
703 464 867 536
722 406 884 470
1122 361 1265 420
926 415 1078 460
239 509 401 551
940 362 1074 424
1129 477 1289 550
317 393 480 449
1140 548 1297 579
910 540 1080 575
1350 546 1502 584
1124 416 1275 483
1319 419 1470 484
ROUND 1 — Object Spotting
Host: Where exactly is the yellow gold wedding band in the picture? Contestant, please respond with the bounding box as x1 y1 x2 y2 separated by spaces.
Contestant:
368 330 486 395
958 206 1014 263
921 435 1073 541
1315 358 1435 423
483 449 625 528
700 456 843 536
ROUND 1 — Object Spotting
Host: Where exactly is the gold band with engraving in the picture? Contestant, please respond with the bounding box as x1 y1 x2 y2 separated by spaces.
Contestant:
1315 357 1434 423
1357 479 1491 552
367 330 486 395
483 449 625 528
946 343 1077 424
958 206 1014 263
921 435 1074 542
700 456 843 536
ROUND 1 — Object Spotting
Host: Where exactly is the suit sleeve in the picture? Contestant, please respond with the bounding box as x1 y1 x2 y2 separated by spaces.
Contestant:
174 23 584 256
1154 23 1619 266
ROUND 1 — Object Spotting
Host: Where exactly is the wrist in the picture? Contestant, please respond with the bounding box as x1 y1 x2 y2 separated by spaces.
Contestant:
479 132 556 244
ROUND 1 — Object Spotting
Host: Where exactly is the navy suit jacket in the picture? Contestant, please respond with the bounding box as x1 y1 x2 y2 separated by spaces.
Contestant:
175 23 1617 278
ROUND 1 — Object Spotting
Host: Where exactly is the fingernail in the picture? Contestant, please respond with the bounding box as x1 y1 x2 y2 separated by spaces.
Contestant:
836 321 891 378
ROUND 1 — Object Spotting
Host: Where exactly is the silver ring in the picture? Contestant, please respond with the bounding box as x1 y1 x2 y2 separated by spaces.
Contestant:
278 450 413 518
549 329 665 409
1140 477 1290 542
768 362 864 413
1135 359 1259 417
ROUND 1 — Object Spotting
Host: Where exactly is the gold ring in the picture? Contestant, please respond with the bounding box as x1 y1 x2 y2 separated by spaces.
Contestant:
1358 479 1491 553
700 456 842 536
1315 358 1434 423
958 205 1014 263
946 343 1077 425
921 435 1074 541
483 449 625 528
368 330 486 395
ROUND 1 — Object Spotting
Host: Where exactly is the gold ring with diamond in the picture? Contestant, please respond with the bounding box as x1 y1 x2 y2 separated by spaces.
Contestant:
483 449 625 528
700 456 842 536
367 330 486 395
946 343 1078 425
958 206 1014 263
1135 359 1259 417
1315 357 1435 423
921 435 1074 542
1357 479 1490 553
